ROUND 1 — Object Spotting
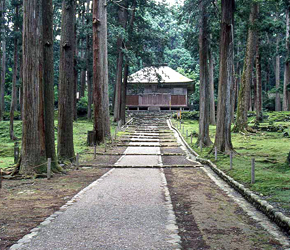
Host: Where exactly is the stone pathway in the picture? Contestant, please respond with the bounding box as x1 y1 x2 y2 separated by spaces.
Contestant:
10 113 290 250
11 114 182 250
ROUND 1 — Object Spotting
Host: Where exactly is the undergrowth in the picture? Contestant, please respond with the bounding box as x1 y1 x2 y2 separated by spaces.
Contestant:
173 111 290 212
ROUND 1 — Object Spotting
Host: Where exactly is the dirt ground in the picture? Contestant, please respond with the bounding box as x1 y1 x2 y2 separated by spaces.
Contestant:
165 168 285 250
0 167 109 250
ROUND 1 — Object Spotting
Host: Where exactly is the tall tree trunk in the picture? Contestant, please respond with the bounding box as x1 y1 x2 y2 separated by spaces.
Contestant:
198 0 212 147
120 64 128 124
283 7 290 111
43 0 60 171
214 0 235 153
113 1 128 122
57 0 75 161
275 36 281 111
93 0 104 143
80 67 86 98
209 49 215 125
73 15 78 121
234 2 258 132
19 58 23 118
120 1 136 125
80 2 86 98
253 73 257 111
102 1 111 137
86 0 92 121
21 0 46 175
0 0 5 122
9 5 19 140
256 40 262 121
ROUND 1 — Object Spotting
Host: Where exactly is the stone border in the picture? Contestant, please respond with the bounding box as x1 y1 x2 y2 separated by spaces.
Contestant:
168 119 198 158
168 119 290 235
9 169 115 250
160 168 182 250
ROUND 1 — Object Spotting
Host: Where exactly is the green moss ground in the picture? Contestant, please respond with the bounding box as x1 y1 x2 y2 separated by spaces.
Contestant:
173 111 290 212
0 118 118 170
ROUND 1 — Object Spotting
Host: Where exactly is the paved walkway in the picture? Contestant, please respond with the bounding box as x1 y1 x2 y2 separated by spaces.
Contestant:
11 113 290 250
12 115 181 250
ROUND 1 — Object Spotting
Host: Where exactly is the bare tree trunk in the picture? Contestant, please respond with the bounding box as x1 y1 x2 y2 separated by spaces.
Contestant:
120 64 128 124
256 40 262 121
57 0 75 161
9 5 19 140
275 36 281 111
87 70 92 120
214 0 235 153
102 0 111 137
209 49 215 125
253 73 257 111
0 0 5 121
73 16 78 121
43 0 60 171
234 2 258 132
113 1 128 122
19 58 23 118
80 67 86 98
198 0 212 147
86 0 92 121
283 7 290 111
21 0 47 175
120 2 136 125
93 0 105 143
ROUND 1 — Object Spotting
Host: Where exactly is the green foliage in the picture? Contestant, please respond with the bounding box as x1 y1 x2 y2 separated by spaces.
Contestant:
76 96 88 117
172 111 199 120
3 111 21 121
173 111 290 212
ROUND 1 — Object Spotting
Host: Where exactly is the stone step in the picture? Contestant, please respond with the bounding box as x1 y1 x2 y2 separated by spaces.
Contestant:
116 144 180 147
119 139 176 143
86 153 186 156
81 164 201 168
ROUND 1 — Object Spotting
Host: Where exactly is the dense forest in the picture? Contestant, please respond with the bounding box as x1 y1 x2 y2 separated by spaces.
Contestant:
0 0 290 175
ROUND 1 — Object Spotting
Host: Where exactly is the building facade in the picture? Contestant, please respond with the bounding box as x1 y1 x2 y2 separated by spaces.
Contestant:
126 66 194 111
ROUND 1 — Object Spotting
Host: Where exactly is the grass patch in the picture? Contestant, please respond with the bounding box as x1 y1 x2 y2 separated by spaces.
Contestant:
173 111 290 213
0 117 118 170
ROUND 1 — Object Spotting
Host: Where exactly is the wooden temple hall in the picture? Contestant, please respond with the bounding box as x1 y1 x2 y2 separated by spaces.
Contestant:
126 65 194 111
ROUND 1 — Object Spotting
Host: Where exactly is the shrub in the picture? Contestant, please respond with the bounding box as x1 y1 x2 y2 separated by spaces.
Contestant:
172 111 199 120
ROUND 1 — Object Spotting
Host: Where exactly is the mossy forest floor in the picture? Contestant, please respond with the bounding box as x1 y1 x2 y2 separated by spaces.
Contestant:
0 118 118 170
173 111 290 215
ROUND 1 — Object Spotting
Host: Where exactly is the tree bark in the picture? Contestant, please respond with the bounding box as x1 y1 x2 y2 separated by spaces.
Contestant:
73 13 78 121
283 7 290 111
120 64 129 124
256 40 262 121
102 0 111 137
209 49 215 125
9 5 19 140
113 1 128 122
198 0 212 147
120 1 136 125
275 36 281 111
21 0 47 175
214 0 235 153
57 0 75 161
86 0 92 121
0 0 5 122
93 0 105 143
234 2 258 132
43 0 60 171
0 0 5 121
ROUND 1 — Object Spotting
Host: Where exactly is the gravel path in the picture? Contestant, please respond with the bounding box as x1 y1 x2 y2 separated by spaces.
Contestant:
13 115 180 250
19 169 176 250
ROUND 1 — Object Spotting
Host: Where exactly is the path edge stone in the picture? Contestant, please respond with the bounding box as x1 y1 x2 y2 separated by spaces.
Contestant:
9 169 115 250
159 168 182 250
168 118 290 235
